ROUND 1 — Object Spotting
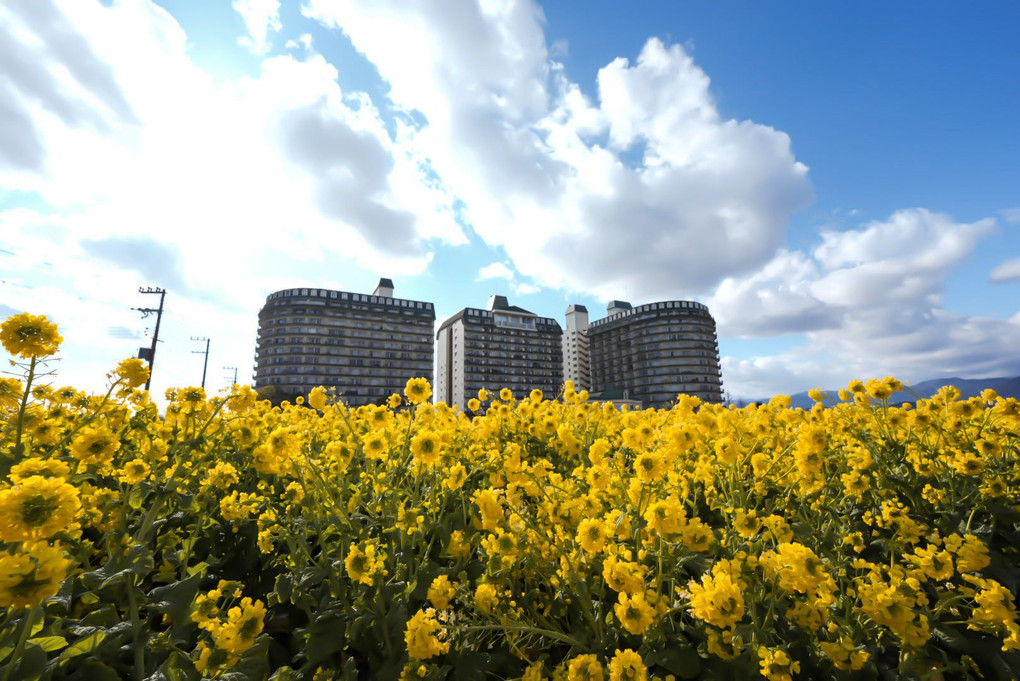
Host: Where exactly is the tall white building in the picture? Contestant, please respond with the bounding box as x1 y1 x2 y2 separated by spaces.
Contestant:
435 296 562 409
562 304 591 391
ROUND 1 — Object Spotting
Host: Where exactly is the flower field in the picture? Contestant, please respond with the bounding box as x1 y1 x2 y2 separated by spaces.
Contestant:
1 312 1019 681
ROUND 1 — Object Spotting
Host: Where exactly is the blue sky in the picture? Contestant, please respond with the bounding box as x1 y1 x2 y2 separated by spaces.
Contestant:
1 0 1018 400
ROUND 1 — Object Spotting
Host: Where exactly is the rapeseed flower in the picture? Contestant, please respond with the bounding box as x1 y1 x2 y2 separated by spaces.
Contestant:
607 649 646 681
404 377 432 405
688 569 745 630
0 312 62 358
0 476 81 542
404 609 449 659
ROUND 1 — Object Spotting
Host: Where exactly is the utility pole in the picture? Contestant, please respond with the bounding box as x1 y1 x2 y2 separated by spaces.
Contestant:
191 337 210 389
223 366 238 386
132 287 166 391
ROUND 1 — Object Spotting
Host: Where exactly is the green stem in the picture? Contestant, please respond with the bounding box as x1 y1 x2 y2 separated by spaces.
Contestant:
128 578 145 681
3 606 40 681
453 623 584 649
12 357 37 459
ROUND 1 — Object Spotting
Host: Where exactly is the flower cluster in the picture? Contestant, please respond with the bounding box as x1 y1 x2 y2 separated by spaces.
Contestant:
1 312 1019 680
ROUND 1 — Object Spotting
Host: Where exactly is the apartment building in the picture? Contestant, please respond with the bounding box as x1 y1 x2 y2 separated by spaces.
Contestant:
583 299 724 407
435 295 562 409
253 279 434 406
562 304 591 391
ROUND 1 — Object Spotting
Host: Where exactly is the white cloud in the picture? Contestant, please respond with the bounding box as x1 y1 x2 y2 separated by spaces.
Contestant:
990 257 1020 283
710 210 1020 397
0 0 464 400
514 282 540 295
1000 208 1020 224
233 0 281 55
285 33 314 51
477 262 514 281
303 0 812 302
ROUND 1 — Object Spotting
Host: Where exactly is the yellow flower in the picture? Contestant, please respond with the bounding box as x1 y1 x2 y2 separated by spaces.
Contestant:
732 509 761 539
688 569 745 629
474 583 498 615
566 654 603 681
760 543 827 594
212 597 265 655
404 609 449 659
427 575 457 610
614 591 657 635
404 378 432 405
644 497 686 537
0 476 81 542
0 313 63 358
446 464 467 490
0 541 72 608
467 398 481 412
0 377 23 407
608 649 647 681
9 458 70 483
576 518 607 554
69 425 121 466
757 646 800 681
499 388 513 401
447 531 471 560
473 489 503 531
819 636 869 671
633 451 666 483
362 431 388 459
602 555 645 595
308 386 329 410
953 534 991 573
388 393 403 409
907 546 954 582
410 431 442 465
115 357 149 388
346 543 383 586
682 518 713 552
119 459 151 485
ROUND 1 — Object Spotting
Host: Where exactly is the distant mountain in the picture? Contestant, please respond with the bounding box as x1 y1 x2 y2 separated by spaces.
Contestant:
741 376 1020 410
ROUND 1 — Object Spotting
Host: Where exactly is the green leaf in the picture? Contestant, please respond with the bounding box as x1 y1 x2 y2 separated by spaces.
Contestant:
303 608 347 668
27 635 67 652
60 629 107 661
645 646 701 679
145 650 198 681
148 573 202 624
82 544 154 589
0 640 47 681
65 659 121 681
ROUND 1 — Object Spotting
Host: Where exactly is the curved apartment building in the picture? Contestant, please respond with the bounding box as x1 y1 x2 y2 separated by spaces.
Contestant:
584 299 724 406
253 279 434 406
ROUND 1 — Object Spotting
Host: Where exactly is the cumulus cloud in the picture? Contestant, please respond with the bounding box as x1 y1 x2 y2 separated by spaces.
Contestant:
0 0 463 399
514 282 540 295
233 0 282 55
710 210 1020 396
477 262 515 281
990 257 1020 283
80 235 194 296
303 0 812 301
